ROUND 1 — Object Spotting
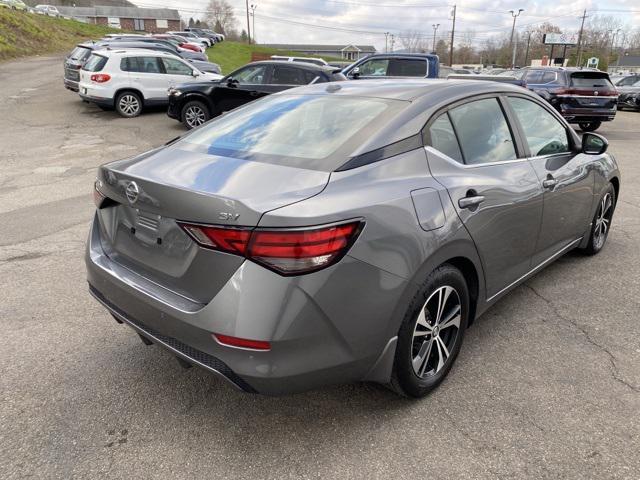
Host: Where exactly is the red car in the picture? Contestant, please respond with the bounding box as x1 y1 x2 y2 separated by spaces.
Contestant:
150 34 203 53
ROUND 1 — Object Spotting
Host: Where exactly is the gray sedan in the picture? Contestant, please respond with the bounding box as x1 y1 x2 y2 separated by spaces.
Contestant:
86 80 620 397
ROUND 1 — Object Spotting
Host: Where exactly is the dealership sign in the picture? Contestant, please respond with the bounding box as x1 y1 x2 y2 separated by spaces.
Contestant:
543 33 578 45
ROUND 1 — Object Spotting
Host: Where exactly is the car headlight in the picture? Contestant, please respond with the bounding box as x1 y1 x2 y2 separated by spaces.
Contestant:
168 87 182 97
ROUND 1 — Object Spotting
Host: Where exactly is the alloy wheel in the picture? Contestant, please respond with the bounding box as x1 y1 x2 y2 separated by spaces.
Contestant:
411 285 462 378
593 192 613 250
185 105 206 128
118 95 140 116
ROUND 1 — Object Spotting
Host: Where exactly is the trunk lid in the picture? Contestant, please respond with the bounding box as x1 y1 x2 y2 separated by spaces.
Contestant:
95 146 330 303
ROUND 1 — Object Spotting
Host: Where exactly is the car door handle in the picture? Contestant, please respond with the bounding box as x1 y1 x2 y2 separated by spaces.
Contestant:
543 177 557 189
249 91 261 97
458 195 485 209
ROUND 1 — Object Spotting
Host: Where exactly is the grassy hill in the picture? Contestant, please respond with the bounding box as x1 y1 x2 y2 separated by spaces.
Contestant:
0 9 116 61
207 41 342 74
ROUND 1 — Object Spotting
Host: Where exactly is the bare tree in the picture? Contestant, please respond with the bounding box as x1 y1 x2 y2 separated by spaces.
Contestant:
399 31 429 53
206 0 237 36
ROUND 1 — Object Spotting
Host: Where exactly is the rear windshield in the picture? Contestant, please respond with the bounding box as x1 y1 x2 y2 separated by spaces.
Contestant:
570 72 614 88
180 94 406 171
83 54 108 72
69 46 92 62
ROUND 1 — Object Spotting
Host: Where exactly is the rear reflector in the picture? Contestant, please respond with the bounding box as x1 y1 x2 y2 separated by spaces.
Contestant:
213 333 271 351
178 220 363 275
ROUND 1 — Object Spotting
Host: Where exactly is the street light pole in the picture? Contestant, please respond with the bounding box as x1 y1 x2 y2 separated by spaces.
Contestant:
384 32 389 53
432 24 440 53
509 9 524 68
523 30 532 67
250 4 257 43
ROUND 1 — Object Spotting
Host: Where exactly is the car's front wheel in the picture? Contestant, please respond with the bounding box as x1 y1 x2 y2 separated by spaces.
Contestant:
391 264 469 398
578 121 602 132
181 100 210 129
580 183 616 255
115 91 142 118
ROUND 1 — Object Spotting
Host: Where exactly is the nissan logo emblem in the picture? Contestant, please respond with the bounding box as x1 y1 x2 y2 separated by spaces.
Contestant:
125 181 140 204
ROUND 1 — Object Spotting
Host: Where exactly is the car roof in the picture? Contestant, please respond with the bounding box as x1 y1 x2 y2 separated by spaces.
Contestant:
246 60 337 72
91 48 174 58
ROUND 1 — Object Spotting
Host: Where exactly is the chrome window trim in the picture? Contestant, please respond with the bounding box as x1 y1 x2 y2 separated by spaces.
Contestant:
424 146 528 169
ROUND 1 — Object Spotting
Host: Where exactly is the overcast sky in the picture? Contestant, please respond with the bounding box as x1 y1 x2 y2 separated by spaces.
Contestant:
136 0 640 50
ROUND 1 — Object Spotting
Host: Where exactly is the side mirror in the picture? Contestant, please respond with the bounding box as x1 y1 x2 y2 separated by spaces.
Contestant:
192 70 200 77
351 66 361 79
226 77 238 87
582 133 608 155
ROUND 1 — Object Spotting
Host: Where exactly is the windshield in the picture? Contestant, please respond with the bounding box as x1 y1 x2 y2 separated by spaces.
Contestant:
570 72 614 88
69 46 92 62
180 94 406 171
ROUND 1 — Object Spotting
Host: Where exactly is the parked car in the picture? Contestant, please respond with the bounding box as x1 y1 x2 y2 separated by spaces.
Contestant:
34 4 59 16
87 79 619 397
615 78 640 110
343 53 440 79
99 38 208 62
167 60 346 129
167 31 212 48
2 0 28 10
149 34 205 53
520 67 618 131
184 27 219 45
78 49 222 117
270 55 328 66
203 29 224 42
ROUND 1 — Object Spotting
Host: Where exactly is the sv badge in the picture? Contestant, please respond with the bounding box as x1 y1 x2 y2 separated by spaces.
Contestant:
218 212 240 221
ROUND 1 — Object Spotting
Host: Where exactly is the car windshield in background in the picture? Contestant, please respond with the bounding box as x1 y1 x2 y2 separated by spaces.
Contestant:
570 72 614 88
83 54 108 72
180 94 405 171
69 46 92 62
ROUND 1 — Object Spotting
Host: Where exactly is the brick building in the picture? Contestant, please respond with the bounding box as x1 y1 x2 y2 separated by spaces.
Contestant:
55 6 181 33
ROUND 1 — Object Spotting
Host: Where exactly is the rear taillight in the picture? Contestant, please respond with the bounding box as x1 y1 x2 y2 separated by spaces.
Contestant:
178 220 363 275
90 73 111 83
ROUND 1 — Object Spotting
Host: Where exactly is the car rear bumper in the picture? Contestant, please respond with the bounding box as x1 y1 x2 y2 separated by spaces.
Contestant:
557 104 616 123
64 78 79 92
85 215 406 395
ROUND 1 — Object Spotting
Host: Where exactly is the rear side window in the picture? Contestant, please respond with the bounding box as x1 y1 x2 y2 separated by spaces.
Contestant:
541 72 557 83
448 98 516 165
83 54 108 72
570 72 614 88
271 66 306 85
303 70 321 84
427 114 463 163
388 58 427 77
121 57 162 73
507 97 569 156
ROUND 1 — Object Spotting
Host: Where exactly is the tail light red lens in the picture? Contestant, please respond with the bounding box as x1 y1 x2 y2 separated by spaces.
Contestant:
90 73 111 83
178 220 363 275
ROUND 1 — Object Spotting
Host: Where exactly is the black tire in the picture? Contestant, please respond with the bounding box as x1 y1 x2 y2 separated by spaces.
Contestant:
115 91 142 118
579 183 616 255
181 100 210 129
390 264 470 398
578 121 601 132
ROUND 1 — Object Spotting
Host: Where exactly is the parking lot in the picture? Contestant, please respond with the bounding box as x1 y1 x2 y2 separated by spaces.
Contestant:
1 54 639 479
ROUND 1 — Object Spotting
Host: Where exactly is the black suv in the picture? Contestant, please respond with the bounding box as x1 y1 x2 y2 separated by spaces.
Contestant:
167 61 346 129
521 67 617 131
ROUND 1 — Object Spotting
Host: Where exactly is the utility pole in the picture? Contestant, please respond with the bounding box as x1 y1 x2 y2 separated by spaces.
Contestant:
509 9 524 68
432 24 439 53
384 32 389 53
449 4 456 66
250 4 257 43
523 30 532 67
245 0 251 44
576 9 587 67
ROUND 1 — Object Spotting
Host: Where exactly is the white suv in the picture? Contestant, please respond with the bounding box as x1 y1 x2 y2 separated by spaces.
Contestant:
78 49 222 118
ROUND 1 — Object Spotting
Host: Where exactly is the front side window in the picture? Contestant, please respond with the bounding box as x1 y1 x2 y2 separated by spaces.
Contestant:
271 66 306 85
230 65 267 84
507 97 569 156
83 54 108 72
448 98 516 165
358 59 389 76
541 72 557 83
427 114 463 163
162 57 193 75
524 70 543 84
181 95 404 171
388 59 427 77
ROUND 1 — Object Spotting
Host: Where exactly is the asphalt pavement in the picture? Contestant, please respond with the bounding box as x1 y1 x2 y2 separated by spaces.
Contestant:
0 55 639 479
